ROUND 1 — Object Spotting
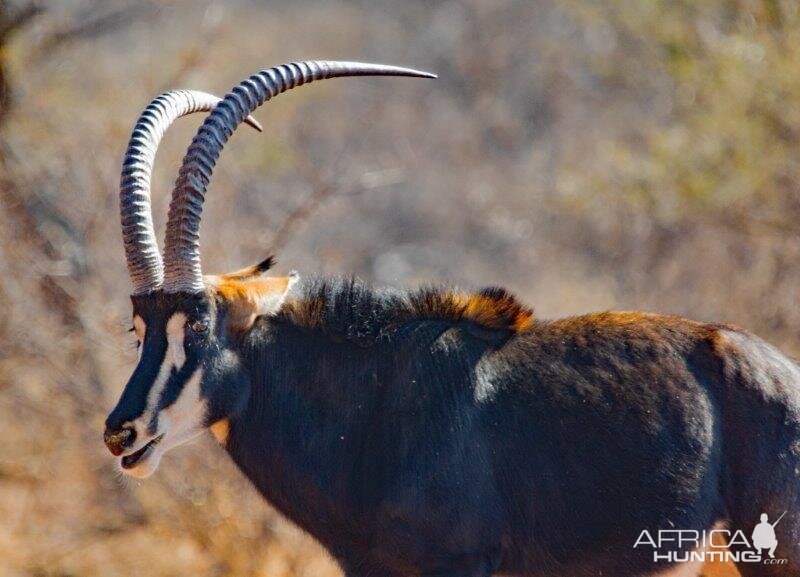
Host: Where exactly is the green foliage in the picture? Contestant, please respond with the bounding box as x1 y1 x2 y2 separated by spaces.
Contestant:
565 0 800 228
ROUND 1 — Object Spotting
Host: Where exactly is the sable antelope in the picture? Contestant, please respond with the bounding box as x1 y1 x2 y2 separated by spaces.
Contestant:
105 61 800 577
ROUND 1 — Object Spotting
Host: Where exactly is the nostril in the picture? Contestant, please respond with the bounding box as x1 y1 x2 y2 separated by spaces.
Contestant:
103 427 136 456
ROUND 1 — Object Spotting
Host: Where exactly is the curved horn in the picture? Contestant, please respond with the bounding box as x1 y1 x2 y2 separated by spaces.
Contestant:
121 90 263 294
162 61 436 294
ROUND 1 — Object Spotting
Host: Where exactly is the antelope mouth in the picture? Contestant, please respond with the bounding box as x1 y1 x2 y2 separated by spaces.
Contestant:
121 434 164 469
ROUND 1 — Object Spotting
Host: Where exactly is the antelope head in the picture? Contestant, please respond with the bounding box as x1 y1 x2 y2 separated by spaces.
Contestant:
104 61 435 478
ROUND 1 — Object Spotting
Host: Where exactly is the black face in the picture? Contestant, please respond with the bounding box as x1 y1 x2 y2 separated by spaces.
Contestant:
103 290 249 478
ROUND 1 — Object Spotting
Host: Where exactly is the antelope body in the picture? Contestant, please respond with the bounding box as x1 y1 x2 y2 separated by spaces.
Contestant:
105 61 800 577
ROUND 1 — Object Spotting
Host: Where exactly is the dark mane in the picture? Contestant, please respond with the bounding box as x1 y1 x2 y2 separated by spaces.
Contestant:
277 276 534 346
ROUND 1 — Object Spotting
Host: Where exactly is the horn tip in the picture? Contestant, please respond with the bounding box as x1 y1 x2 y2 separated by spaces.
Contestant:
378 64 437 79
325 61 437 80
245 115 264 132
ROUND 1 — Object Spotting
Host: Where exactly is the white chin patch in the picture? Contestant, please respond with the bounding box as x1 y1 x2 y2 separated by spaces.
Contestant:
118 442 164 478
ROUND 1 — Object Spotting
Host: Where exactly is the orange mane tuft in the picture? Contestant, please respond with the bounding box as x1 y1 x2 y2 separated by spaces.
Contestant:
412 287 534 333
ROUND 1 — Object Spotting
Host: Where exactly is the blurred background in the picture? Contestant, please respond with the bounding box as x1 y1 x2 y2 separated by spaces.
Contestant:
0 0 797 575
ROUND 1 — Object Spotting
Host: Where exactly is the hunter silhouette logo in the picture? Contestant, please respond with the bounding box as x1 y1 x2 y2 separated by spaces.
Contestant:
752 511 785 559
633 512 789 566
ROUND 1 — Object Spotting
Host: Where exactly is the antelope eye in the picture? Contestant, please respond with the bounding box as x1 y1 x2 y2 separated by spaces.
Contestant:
191 321 208 334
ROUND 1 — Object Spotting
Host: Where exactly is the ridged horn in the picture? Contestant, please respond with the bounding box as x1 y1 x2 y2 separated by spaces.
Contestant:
120 90 263 295
162 61 436 294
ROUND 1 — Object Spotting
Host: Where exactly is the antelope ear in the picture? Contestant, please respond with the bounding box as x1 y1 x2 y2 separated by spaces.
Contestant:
209 271 299 332
216 256 275 281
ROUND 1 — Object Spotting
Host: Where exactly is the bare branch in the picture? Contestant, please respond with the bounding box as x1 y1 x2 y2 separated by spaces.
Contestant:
267 156 337 253
268 155 404 253
0 1 43 40
34 3 148 56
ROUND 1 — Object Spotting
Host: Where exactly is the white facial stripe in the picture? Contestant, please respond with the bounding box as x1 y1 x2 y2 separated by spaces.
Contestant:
165 366 203 422
143 348 174 423
166 313 187 369
133 315 146 362
160 367 207 451
142 312 187 424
